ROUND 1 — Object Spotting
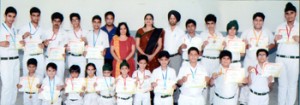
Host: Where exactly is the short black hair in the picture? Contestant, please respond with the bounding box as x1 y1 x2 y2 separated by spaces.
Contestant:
27 58 38 66
69 13 81 21
51 12 64 22
5 6 17 15
158 51 170 59
85 63 97 77
186 19 196 27
188 47 200 55
46 62 57 71
69 65 81 74
138 55 149 63
105 11 115 19
30 7 40 15
252 12 265 21
219 50 232 61
116 22 130 37
92 15 102 22
256 49 269 57
205 14 217 23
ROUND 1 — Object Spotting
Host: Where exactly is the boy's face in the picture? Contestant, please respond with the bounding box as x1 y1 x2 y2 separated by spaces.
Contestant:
30 12 40 23
27 64 37 74
5 12 16 25
52 18 62 29
228 27 236 36
186 23 196 34
206 21 216 31
70 72 79 78
257 52 267 63
87 66 96 76
103 70 111 77
188 50 199 63
158 57 169 67
220 56 231 67
92 19 101 30
120 66 129 75
71 17 80 28
285 11 296 22
253 17 264 29
138 59 147 69
46 67 57 78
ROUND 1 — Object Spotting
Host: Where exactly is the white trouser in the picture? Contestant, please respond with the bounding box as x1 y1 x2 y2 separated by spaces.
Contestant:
134 92 151 105
67 55 86 77
23 54 45 80
45 58 65 80
178 94 205 105
248 92 269 105
88 59 104 77
41 98 62 105
1 58 20 105
83 93 99 105
117 97 133 105
154 95 173 105
98 96 116 105
239 58 256 104
201 57 219 104
277 57 299 105
213 93 237 105
23 92 41 105
65 98 84 105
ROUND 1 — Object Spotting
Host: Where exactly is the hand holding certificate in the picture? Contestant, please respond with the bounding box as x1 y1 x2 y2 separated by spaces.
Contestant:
18 76 40 92
38 85 60 103
184 73 206 88
68 40 84 55
84 78 98 93
85 46 104 59
153 79 176 95
6 35 23 49
116 78 136 94
48 47 65 60
225 68 246 83
277 29 296 44
205 37 224 51
262 63 283 77
65 78 84 93
226 39 245 53
25 39 43 55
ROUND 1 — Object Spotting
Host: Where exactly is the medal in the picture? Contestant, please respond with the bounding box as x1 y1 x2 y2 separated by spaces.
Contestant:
51 102 53 104
29 95 32 99
256 44 258 47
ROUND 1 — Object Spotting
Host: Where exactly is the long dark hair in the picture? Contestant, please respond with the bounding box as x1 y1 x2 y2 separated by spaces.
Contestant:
143 13 155 28
85 63 97 77
116 22 130 37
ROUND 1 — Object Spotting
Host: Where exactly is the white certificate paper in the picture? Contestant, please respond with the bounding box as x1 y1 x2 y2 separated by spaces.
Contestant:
68 40 84 55
18 76 40 92
65 78 84 93
262 63 283 77
85 46 104 59
48 47 65 60
153 79 176 95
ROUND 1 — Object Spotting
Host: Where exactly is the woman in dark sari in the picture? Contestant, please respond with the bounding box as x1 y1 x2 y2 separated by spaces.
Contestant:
135 13 165 72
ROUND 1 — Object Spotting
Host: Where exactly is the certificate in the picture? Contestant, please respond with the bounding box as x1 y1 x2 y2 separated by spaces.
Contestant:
204 37 224 51
135 79 151 93
277 29 296 44
18 76 39 92
68 40 84 55
153 79 176 95
226 39 245 53
225 68 245 83
65 78 84 93
115 78 136 94
48 47 65 60
84 78 98 93
85 46 104 59
184 74 206 88
262 63 283 77
24 39 43 54
249 38 268 50
6 35 23 49
95 78 114 92
38 85 60 102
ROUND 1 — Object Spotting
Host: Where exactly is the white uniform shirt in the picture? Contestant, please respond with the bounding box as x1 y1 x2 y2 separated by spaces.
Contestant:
180 33 203 60
132 69 152 93
98 76 115 96
151 66 177 95
115 76 135 97
249 64 274 93
177 63 208 97
164 26 185 55
0 22 18 57
214 66 239 97
200 30 224 57
275 21 299 56
42 28 67 56
224 36 242 61
86 29 109 49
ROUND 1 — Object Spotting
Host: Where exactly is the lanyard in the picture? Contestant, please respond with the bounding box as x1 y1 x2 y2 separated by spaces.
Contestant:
27 76 35 94
50 32 57 41
162 68 168 89
137 70 145 87
29 22 39 35
49 77 55 104
286 25 293 42
73 29 82 39
85 76 96 91
253 30 262 46
123 75 128 89
2 23 16 42
189 68 197 79
93 29 100 47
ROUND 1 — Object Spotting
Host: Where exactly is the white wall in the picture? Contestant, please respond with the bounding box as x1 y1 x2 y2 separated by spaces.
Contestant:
1 0 299 32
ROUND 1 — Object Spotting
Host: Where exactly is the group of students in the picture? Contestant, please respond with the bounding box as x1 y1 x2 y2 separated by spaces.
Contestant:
0 1 299 105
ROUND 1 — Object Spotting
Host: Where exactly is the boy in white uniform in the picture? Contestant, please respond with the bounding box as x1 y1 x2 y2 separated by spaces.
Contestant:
64 65 84 105
98 64 115 105
42 12 67 80
19 7 45 80
132 55 152 105
17 58 41 105
177 47 210 105
66 13 88 77
274 2 299 105
247 49 274 105
239 12 275 104
0 6 20 105
151 51 177 105
86 15 109 77
178 19 203 66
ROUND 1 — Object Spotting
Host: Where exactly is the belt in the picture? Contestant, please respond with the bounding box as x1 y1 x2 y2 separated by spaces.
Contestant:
184 59 201 62
170 53 179 57
232 60 240 63
202 56 219 59
250 89 269 96
101 95 113 99
0 56 19 60
68 53 82 56
276 54 299 59
161 95 172 98
117 96 131 100
215 92 234 99
29 53 42 56
69 99 78 101
25 92 36 94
